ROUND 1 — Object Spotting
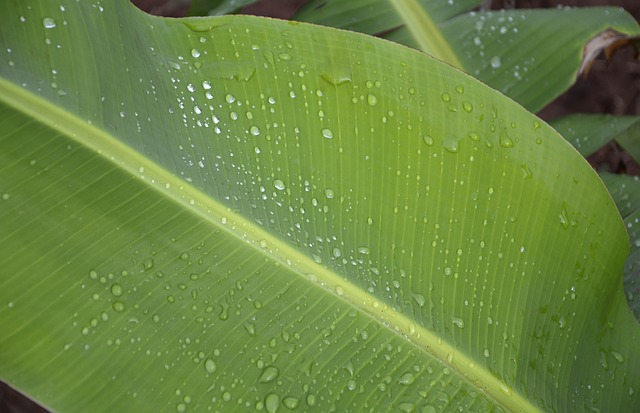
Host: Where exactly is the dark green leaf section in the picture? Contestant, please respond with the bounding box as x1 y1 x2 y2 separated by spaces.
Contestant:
551 114 640 158
601 172 640 321
0 1 639 412
189 0 259 16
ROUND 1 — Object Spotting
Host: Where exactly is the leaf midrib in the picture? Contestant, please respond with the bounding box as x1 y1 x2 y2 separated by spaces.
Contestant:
0 77 541 412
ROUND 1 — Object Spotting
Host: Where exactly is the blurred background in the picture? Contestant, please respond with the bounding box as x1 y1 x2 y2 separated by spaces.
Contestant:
2 1 639 412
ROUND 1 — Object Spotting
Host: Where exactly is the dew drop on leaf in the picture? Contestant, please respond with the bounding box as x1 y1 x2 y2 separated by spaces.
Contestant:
321 128 333 139
412 293 426 308
265 393 280 413
204 359 216 373
273 179 286 190
110 283 123 297
42 17 56 28
112 301 125 312
399 373 415 385
398 402 416 413
306 394 316 406
452 317 464 328
283 396 299 409
259 366 280 383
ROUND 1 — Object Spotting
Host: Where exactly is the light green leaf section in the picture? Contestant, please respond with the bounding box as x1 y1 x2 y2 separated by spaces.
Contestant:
1 1 639 412
295 1 640 112
551 114 640 158
601 173 640 321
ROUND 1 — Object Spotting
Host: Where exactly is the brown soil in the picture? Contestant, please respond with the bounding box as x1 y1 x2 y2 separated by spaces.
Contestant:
2 1 639 412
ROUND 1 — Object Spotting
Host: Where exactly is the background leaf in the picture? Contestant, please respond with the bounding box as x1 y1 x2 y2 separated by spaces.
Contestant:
295 1 640 112
551 114 640 158
600 173 640 320
189 0 259 16
1 1 639 412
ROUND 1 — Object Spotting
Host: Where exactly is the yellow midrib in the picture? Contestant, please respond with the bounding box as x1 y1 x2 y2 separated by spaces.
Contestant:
388 0 463 69
0 78 540 412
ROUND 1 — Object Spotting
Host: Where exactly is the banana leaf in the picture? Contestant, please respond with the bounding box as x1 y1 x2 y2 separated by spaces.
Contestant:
295 0 640 113
0 1 638 412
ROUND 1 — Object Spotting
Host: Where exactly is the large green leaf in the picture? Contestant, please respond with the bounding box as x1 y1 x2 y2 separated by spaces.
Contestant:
295 1 640 112
1 1 639 412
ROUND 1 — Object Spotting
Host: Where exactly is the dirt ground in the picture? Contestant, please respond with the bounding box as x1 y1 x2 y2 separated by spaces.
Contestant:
2 1 639 412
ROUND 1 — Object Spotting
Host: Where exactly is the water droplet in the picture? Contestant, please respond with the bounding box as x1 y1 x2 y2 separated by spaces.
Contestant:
110 283 123 297
112 301 125 312
335 285 345 296
283 397 299 409
483 349 490 358
324 188 334 199
499 128 514 148
490 56 502 69
259 366 280 383
225 94 236 104
346 379 357 390
273 179 286 190
306 394 316 406
441 93 451 103
444 267 452 276
559 204 569 229
367 93 378 106
250 126 260 136
244 322 256 336
278 52 292 61
332 247 342 258
462 101 473 113
452 317 464 328
265 393 280 413
191 48 200 58
398 402 416 413
443 136 459 153
42 17 56 29
611 351 625 363
423 135 434 146
399 372 415 385
412 293 425 308
204 359 216 373
455 85 464 94
321 128 333 139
